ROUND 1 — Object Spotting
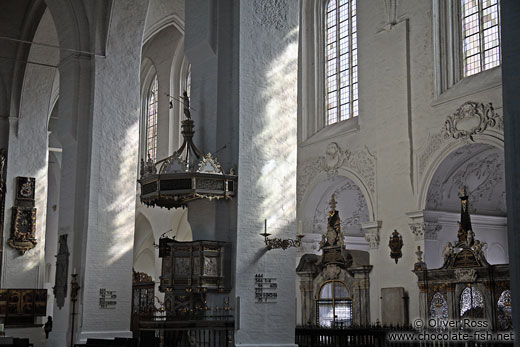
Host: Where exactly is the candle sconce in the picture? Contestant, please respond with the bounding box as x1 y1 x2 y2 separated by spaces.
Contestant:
260 219 304 250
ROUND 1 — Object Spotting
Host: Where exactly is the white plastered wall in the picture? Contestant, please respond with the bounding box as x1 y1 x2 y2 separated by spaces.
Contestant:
297 0 505 324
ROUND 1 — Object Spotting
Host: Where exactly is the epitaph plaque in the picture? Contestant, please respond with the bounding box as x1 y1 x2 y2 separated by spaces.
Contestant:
254 274 277 303
99 288 117 309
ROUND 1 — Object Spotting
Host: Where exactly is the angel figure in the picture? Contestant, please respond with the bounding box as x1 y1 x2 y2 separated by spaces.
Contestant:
337 231 345 248
442 242 454 263
466 229 475 248
319 234 327 249
473 240 486 261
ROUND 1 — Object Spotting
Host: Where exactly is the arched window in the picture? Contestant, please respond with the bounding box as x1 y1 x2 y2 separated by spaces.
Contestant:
430 292 449 321
316 281 352 327
461 0 501 77
460 286 484 318
497 290 512 330
146 75 159 161
325 0 358 125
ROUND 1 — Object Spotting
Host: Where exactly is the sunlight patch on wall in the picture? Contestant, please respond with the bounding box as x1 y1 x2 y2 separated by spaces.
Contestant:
106 120 140 265
256 29 298 235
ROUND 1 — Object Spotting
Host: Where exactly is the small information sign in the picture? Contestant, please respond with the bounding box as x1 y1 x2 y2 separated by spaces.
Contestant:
254 273 277 303
99 288 117 309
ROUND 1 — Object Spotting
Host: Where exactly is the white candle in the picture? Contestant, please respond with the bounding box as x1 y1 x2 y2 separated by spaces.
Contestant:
298 220 303 235
73 267 77 274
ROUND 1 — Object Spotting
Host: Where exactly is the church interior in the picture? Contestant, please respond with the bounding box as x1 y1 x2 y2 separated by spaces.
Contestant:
0 0 519 346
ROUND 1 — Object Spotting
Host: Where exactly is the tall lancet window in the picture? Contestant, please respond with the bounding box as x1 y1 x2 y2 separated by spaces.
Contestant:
146 75 159 161
325 0 358 125
461 0 501 77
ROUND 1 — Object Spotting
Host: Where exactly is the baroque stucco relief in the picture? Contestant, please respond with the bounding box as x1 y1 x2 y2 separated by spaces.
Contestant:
426 148 506 215
417 101 504 179
312 179 369 237
298 142 376 206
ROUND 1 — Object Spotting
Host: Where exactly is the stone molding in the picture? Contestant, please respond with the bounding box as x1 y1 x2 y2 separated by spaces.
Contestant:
298 143 376 204
361 221 381 249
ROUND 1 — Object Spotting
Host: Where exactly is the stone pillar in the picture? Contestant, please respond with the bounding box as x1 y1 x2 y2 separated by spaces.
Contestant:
350 266 372 326
297 273 315 325
361 221 381 322
501 0 520 342
76 1 149 342
47 1 149 345
235 1 299 346
184 0 239 242
49 52 92 347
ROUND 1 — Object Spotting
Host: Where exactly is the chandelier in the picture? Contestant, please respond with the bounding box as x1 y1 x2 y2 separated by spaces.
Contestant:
139 92 237 209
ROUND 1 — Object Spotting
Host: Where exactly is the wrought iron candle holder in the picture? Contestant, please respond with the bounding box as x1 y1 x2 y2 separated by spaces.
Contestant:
70 271 80 347
260 219 304 250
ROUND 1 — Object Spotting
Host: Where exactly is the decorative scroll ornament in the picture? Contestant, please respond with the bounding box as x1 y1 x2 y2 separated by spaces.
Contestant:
409 222 442 241
159 153 187 174
298 143 376 205
362 221 381 250
139 92 237 208
132 269 153 284
197 153 224 174
388 230 403 264
8 177 37 255
443 101 503 142
454 268 477 283
260 219 303 251
322 143 350 174
364 231 379 249
322 264 341 280
8 207 37 254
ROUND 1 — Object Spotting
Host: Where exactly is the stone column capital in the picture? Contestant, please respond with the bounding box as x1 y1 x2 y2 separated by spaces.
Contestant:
409 222 442 241
361 221 381 249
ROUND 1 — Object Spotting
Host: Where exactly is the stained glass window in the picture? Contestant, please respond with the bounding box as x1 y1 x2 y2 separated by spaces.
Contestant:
325 0 358 125
461 0 501 77
430 292 448 321
497 290 512 330
146 75 158 162
316 281 352 327
460 286 485 318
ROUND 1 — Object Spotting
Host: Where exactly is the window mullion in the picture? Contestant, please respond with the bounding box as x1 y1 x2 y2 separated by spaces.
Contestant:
478 0 484 72
349 0 353 119
334 0 343 122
